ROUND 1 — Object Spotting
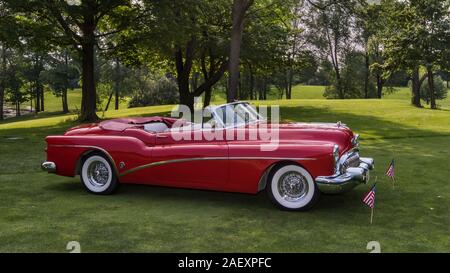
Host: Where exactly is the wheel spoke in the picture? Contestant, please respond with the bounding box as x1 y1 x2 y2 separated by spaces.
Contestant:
278 171 308 202
87 160 110 187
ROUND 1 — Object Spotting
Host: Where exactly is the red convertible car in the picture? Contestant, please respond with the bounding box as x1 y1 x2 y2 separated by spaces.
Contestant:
42 102 374 211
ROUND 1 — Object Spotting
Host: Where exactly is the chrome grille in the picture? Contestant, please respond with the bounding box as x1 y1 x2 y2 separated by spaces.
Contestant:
345 153 360 168
337 150 360 174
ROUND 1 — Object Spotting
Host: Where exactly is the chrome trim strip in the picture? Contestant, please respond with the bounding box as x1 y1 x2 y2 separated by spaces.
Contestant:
48 144 316 178
119 156 317 177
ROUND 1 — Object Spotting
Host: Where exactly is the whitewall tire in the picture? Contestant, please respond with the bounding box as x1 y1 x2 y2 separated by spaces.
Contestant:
80 154 118 194
267 164 320 211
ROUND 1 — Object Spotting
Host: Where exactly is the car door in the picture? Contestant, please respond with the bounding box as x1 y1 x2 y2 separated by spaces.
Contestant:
149 127 229 188
225 126 272 193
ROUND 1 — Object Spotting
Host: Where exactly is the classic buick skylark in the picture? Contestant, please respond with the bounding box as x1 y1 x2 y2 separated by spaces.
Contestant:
42 102 374 211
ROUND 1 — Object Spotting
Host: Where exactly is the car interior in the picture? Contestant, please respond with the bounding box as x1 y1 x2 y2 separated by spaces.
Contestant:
143 122 170 133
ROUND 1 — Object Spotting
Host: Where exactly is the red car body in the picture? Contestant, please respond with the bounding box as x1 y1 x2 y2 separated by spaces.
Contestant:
43 115 373 195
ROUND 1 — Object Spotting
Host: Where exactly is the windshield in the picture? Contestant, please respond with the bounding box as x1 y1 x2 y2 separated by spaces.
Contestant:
213 102 263 127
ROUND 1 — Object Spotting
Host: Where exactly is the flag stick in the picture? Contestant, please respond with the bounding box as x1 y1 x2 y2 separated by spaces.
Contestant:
392 177 396 190
370 207 374 224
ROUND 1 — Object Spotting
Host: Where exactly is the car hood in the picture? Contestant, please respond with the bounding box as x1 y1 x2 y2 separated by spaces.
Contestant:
246 121 355 154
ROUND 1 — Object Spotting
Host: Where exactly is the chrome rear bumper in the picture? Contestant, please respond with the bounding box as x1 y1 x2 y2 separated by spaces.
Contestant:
41 161 56 173
315 157 374 194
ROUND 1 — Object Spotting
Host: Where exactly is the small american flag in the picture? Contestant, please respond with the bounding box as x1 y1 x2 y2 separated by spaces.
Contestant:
362 185 376 208
385 159 395 178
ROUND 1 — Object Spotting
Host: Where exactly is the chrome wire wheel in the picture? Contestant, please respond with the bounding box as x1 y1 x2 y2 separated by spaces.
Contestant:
87 160 110 188
81 154 117 194
277 171 309 202
267 164 319 211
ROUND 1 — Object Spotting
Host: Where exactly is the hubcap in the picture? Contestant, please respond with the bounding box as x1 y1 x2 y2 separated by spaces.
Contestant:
278 171 308 202
87 161 110 187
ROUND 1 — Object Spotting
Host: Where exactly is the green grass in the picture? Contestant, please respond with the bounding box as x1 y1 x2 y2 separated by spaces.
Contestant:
13 89 130 115
1 86 450 252
289 85 326 99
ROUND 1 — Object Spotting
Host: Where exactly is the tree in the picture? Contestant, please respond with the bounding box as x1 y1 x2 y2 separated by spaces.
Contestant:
5 0 141 121
120 0 231 111
21 52 48 113
43 48 80 113
420 75 448 105
227 0 254 102
239 0 294 100
359 3 386 99
415 0 450 109
0 2 21 120
127 70 179 108
0 43 7 120
3 51 28 117
304 0 363 99
381 0 450 109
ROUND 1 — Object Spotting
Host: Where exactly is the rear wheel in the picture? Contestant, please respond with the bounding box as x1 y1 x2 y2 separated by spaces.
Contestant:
267 164 320 211
80 154 118 194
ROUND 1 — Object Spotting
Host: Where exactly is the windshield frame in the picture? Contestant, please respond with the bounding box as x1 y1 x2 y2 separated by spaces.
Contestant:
211 102 265 129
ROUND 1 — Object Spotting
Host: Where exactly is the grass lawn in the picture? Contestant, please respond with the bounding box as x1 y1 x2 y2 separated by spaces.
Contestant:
1 87 450 252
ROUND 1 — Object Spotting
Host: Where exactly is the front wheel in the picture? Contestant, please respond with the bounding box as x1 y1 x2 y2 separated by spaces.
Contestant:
80 154 118 195
267 164 320 211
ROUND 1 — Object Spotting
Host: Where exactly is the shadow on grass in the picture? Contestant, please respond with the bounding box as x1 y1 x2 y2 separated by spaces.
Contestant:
279 105 450 140
43 177 367 214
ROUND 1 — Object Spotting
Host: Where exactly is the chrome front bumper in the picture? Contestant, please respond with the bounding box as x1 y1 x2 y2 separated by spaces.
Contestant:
41 161 56 173
315 157 374 194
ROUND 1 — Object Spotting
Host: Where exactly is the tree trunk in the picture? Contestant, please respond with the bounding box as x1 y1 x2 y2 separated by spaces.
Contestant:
180 89 194 112
0 44 6 120
80 42 99 121
35 80 44 113
203 87 212 107
115 88 119 110
39 82 45 111
16 101 20 117
228 6 244 102
114 58 120 110
104 91 113 112
411 67 422 107
228 0 253 102
175 44 194 112
62 50 69 113
30 93 33 113
262 78 267 100
364 51 369 99
335 69 344 99
191 72 199 92
249 65 254 100
174 39 196 111
238 71 242 99
35 83 40 113
376 73 383 99
62 89 69 113
177 60 194 111
328 30 343 99
427 68 436 109
62 93 68 114
287 67 293 99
